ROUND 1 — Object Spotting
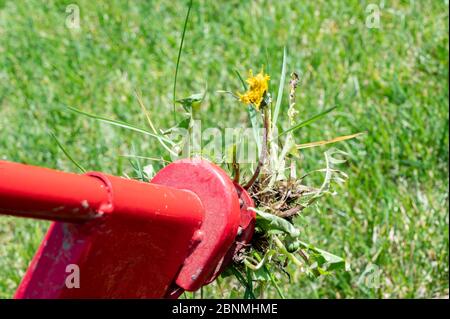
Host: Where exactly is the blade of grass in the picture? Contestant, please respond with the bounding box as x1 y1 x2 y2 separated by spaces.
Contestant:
49 132 86 173
216 90 238 99
173 0 193 122
278 106 338 137
135 89 157 133
264 46 271 75
129 144 144 181
272 46 287 131
265 265 285 299
296 132 365 149
248 106 262 154
65 105 174 145
135 89 179 157
244 267 254 299
253 251 285 299
230 266 256 299
235 69 247 90
120 154 170 163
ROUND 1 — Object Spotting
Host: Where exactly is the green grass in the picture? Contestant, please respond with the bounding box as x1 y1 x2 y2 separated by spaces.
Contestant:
0 0 448 298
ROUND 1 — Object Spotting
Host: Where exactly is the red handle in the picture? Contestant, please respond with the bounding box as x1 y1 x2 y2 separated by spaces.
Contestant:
0 160 204 225
0 159 254 298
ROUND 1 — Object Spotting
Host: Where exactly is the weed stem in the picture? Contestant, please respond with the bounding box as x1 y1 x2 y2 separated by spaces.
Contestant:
244 107 269 189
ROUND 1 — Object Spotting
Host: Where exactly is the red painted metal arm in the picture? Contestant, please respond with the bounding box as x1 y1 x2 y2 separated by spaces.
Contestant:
0 160 205 298
0 159 255 298
0 160 203 225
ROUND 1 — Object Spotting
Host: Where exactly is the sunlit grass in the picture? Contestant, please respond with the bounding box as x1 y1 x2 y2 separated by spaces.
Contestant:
0 0 448 298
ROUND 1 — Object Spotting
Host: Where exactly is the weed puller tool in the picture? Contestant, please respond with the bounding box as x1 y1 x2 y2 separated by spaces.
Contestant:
0 159 255 298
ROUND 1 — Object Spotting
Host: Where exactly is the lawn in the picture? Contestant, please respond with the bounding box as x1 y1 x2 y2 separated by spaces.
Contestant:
0 0 448 298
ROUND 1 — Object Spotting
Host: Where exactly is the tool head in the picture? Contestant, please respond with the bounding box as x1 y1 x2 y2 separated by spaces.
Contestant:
0 159 255 298
152 158 255 294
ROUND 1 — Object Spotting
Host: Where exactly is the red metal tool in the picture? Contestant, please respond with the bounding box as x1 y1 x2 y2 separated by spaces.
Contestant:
0 159 255 298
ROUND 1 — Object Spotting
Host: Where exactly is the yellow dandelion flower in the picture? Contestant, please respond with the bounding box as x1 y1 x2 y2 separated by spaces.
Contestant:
238 69 270 110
